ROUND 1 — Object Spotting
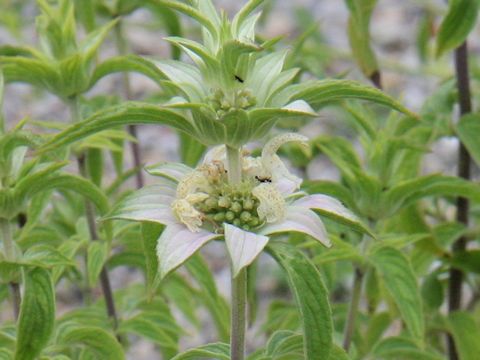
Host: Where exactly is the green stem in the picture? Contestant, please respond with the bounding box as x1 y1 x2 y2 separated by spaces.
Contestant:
225 145 246 358
226 146 242 185
0 218 21 319
231 268 247 360
113 20 144 189
342 267 364 351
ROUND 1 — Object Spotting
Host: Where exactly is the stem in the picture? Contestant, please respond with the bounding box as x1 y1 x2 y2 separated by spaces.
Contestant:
226 146 242 185
447 40 472 360
342 267 364 351
370 70 383 89
225 145 246 358
114 20 144 189
69 98 119 331
0 218 21 319
231 268 247 360
77 155 119 330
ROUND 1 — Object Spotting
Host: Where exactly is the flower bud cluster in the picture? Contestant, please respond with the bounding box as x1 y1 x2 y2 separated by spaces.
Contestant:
197 182 264 232
209 88 257 117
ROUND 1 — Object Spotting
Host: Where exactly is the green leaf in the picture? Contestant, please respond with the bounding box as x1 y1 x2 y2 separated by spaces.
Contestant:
267 242 332 359
16 173 110 216
345 0 379 78
186 255 230 341
15 268 55 360
179 131 205 167
449 250 480 274
89 55 166 89
276 80 417 118
141 222 162 298
372 336 444 360
369 246 425 341
457 113 480 167
436 0 478 57
57 326 125 360
171 343 230 360
86 242 107 288
0 349 13 360
86 148 103 187
448 311 480 360
385 174 480 215
40 102 195 153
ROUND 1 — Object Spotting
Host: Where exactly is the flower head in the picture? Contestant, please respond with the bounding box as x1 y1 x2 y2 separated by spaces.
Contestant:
106 133 361 278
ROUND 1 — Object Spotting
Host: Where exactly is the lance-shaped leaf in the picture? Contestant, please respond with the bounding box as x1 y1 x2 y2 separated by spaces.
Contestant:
171 342 230 360
157 223 221 279
15 268 55 360
385 174 480 215
15 173 110 215
267 242 333 359
369 246 425 341
436 0 478 57
40 102 195 153
345 0 379 79
57 325 125 360
457 113 480 167
224 223 269 278
274 79 416 118
89 55 167 89
372 336 444 360
448 311 480 360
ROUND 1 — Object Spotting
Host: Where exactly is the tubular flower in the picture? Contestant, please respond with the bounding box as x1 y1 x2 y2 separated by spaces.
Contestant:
106 133 361 278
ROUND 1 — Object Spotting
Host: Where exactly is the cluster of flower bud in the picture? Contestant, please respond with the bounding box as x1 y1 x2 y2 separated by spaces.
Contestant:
208 88 257 117
196 183 264 232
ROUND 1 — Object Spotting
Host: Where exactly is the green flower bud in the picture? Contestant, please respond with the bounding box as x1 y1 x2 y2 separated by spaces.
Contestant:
226 211 235 221
243 198 254 210
205 197 218 209
242 224 250 231
233 219 241 227
249 217 259 227
231 201 242 213
218 196 231 208
240 211 251 222
213 212 226 222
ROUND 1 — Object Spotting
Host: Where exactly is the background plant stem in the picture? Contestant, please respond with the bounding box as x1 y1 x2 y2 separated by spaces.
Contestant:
447 40 472 360
0 218 21 319
70 98 119 331
114 20 144 189
343 267 363 351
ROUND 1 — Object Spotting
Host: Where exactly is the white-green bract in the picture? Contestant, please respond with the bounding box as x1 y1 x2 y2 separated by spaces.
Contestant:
106 133 358 278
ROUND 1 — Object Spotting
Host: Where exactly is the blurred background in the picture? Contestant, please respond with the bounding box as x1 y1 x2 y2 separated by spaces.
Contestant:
1 0 478 357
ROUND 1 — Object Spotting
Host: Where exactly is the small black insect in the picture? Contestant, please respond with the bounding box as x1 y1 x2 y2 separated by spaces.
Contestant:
255 175 272 183
234 75 244 83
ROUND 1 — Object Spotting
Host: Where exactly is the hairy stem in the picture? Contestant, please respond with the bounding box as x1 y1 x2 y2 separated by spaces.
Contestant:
447 40 472 360
0 218 21 319
343 267 364 351
114 20 144 189
70 98 119 330
226 146 242 185
225 146 246 358
231 268 247 360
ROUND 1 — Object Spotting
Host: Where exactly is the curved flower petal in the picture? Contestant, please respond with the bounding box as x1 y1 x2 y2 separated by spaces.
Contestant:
293 194 358 222
252 183 286 223
157 223 221 279
224 223 270 277
261 133 309 194
146 162 193 182
104 182 177 225
260 206 331 247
